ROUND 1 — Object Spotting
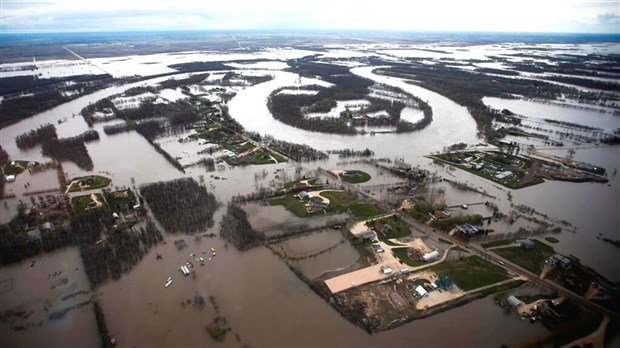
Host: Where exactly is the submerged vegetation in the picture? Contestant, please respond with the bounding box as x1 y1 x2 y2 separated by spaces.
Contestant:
141 178 219 233
219 203 260 251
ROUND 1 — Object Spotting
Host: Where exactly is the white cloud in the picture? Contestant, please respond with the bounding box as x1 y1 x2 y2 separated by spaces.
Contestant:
1 0 619 33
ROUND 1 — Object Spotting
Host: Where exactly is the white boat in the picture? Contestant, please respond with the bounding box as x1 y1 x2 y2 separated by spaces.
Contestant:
165 277 173 287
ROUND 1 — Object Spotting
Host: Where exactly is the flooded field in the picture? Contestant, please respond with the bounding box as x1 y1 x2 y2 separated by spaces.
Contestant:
1 38 619 347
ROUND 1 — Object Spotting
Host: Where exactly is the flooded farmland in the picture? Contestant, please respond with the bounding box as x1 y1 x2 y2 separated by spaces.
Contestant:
1 37 619 347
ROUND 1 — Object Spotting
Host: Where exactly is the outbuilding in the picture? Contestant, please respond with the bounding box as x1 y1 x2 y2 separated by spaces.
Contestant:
5 175 15 183
506 295 522 307
415 285 429 298
515 239 535 249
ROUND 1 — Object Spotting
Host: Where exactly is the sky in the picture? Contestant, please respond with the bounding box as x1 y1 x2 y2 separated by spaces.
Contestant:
1 0 619 34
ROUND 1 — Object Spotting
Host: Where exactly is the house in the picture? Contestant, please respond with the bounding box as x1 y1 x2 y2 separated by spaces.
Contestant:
42 222 52 231
371 244 384 253
495 171 513 180
473 162 484 171
380 265 393 275
462 156 474 163
549 254 572 268
309 196 328 208
357 231 375 241
515 239 535 249
373 222 392 234
5 175 15 183
506 295 522 307
434 274 454 290
421 250 440 262
298 191 310 200
415 285 429 298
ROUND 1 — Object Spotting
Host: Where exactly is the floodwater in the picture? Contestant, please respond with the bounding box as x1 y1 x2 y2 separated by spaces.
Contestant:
0 248 98 348
1 45 619 347
483 97 620 130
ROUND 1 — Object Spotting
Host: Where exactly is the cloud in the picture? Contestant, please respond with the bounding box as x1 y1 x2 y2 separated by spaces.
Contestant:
1 0 619 33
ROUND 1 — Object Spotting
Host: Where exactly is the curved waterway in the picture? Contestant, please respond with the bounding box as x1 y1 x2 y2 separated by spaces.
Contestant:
228 66 480 159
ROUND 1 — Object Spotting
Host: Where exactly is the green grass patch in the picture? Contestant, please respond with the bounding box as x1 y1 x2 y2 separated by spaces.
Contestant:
429 255 510 291
68 175 111 192
492 239 555 274
268 195 314 217
518 293 557 304
3 160 29 176
481 238 519 249
545 236 559 244
373 215 411 239
392 247 426 267
348 203 385 219
339 170 371 184
71 193 105 216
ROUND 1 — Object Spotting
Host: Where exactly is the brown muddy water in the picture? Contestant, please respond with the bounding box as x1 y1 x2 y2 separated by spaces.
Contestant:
0 61 617 347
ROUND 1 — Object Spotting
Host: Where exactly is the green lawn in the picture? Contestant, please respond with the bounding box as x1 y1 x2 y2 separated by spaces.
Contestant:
71 194 105 216
392 247 426 267
492 239 555 274
68 175 111 192
374 216 411 239
3 160 29 176
429 255 510 291
339 170 371 184
268 195 313 217
518 293 557 304
348 203 385 219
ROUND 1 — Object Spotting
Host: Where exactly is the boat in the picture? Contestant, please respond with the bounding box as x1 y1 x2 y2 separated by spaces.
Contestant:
210 247 215 253
165 277 173 287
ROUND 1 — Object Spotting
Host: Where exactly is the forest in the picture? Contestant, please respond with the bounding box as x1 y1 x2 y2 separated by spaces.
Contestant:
0 74 116 129
140 178 219 233
15 124 98 170
372 61 592 136
219 203 260 251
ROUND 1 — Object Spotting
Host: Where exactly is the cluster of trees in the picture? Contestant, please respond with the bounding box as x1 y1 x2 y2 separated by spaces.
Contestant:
140 178 218 233
116 100 201 127
15 125 98 170
219 203 260 251
158 73 210 89
327 148 374 157
430 214 484 231
80 218 164 287
246 133 328 161
168 62 232 72
80 98 116 126
0 145 9 197
41 130 99 171
15 123 57 149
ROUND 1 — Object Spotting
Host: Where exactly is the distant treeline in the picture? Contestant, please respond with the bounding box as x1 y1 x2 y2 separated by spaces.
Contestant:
140 178 219 234
0 74 116 129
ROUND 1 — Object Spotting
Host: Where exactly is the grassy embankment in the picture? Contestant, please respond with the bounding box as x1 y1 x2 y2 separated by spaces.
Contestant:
429 255 511 291
268 190 384 219
67 175 111 192
71 194 105 216
3 160 30 176
339 170 371 184
491 239 555 274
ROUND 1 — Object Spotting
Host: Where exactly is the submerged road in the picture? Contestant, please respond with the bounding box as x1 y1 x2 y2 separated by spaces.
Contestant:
325 170 620 319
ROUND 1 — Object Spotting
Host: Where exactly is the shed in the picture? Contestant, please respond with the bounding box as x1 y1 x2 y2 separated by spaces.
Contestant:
515 239 535 249
506 295 522 307
422 250 440 262
415 285 428 297
298 191 310 200
495 171 513 180
550 254 571 268
42 222 52 231
357 231 375 241
380 265 393 275
5 175 15 183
